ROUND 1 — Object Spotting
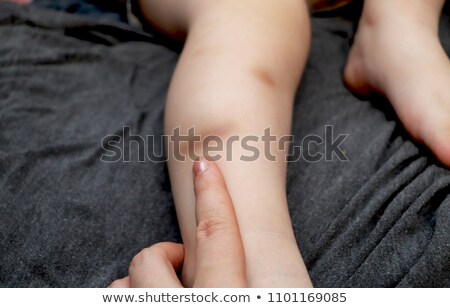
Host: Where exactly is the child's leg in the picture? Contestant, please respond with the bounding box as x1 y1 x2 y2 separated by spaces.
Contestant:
344 0 450 166
138 0 312 287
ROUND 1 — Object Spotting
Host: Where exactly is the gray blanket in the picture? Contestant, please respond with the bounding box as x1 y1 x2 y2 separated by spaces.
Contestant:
0 2 449 287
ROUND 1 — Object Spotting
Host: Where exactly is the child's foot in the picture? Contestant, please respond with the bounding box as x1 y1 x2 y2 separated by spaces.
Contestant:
344 0 450 166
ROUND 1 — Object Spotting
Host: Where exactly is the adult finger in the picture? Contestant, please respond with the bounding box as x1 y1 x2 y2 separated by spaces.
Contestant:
128 242 184 288
193 157 246 287
108 277 131 288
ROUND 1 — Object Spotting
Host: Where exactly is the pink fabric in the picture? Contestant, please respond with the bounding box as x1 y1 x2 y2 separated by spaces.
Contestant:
0 0 32 4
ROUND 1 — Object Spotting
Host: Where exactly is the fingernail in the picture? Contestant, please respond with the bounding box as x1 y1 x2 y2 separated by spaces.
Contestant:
193 156 209 177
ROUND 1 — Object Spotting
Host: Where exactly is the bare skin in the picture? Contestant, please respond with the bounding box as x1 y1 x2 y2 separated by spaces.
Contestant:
344 0 450 166
138 0 313 287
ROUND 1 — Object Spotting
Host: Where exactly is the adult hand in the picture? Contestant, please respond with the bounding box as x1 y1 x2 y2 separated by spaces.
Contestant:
109 157 247 288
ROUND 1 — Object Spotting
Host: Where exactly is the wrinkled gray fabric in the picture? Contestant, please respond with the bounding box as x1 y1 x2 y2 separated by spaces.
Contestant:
0 2 449 287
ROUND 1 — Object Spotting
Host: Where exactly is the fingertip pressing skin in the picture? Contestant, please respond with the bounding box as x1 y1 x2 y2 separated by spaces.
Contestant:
192 157 247 287
193 156 210 178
